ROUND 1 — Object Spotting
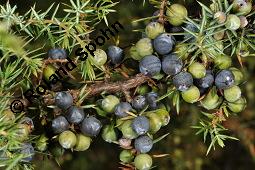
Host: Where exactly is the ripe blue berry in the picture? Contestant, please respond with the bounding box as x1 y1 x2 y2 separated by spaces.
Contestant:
132 95 147 110
115 102 132 118
20 117 34 131
48 48 67 59
132 116 150 136
153 33 175 55
184 23 198 42
152 10 160 22
162 53 183 75
194 70 214 89
107 45 124 64
55 91 73 110
146 92 158 110
199 87 209 96
52 116 69 134
20 143 34 162
139 55 161 77
173 71 193 91
215 70 235 89
66 106 85 124
81 116 102 137
134 135 153 153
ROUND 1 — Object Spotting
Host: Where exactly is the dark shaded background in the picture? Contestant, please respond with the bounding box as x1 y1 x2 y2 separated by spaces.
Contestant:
1 0 254 169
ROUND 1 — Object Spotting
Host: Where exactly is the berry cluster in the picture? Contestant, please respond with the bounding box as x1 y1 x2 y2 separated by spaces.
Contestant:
99 92 170 170
12 0 253 169
129 6 246 113
52 91 93 151
2 111 35 162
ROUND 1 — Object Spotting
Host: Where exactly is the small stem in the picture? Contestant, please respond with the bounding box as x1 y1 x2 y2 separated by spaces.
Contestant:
159 0 167 24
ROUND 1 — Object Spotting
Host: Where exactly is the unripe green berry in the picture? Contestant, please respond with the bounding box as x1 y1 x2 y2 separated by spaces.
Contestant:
224 85 242 102
134 154 153 170
129 46 143 61
135 38 153 57
227 97 246 113
58 130 77 149
137 85 150 95
155 109 170 126
16 124 30 142
229 67 244 85
181 86 200 103
120 120 138 139
43 64 56 81
93 49 107 66
239 16 248 28
225 14 241 30
205 41 224 58
236 42 250 57
116 118 124 130
233 0 252 15
210 3 218 12
213 29 225 40
101 125 117 143
214 55 232 69
214 11 226 24
145 22 165 39
49 144 64 157
2 110 15 122
74 134 91 151
158 103 167 110
35 134 48 152
146 112 162 134
101 95 120 113
201 87 222 110
119 150 134 163
188 62 206 78
174 43 189 60
166 4 188 26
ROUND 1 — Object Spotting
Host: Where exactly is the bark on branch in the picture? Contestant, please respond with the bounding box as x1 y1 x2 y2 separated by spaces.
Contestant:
159 0 167 24
43 73 152 105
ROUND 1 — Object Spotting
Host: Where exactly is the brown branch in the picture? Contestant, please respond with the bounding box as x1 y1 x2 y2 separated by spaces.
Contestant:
43 73 152 105
159 0 167 24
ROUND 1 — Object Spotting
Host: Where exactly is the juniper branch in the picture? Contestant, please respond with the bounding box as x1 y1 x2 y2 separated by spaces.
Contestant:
159 0 167 24
43 74 152 105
